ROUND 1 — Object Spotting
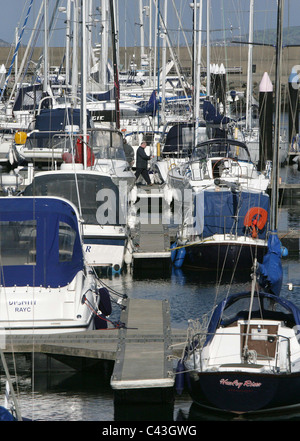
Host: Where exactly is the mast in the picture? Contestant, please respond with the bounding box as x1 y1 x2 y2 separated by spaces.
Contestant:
246 0 254 130
271 0 284 231
72 0 79 102
139 0 145 61
81 0 88 169
156 0 161 129
195 1 203 147
109 0 120 129
65 0 71 87
161 0 167 123
101 0 109 86
8 1 44 102
206 0 210 98
43 0 49 93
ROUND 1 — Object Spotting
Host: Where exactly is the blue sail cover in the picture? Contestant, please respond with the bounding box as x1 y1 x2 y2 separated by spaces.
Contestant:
0 197 84 288
257 231 283 296
137 90 159 116
194 189 270 240
203 100 232 125
34 108 91 132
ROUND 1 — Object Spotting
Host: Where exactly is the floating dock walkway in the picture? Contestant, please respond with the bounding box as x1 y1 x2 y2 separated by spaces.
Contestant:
131 223 172 273
3 298 187 403
130 184 173 274
111 298 176 403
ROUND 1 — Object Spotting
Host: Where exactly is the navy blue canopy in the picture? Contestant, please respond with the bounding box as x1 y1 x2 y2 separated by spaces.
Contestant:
194 189 270 240
205 292 300 345
34 108 91 132
0 197 84 288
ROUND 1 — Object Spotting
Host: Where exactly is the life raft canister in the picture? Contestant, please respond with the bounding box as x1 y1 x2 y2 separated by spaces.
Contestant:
243 207 268 238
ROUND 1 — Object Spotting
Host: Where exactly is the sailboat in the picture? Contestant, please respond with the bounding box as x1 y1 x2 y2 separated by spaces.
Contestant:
169 136 271 272
176 0 300 414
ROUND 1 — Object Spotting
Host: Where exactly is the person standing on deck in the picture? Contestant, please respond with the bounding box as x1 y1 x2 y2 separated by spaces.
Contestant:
135 141 152 185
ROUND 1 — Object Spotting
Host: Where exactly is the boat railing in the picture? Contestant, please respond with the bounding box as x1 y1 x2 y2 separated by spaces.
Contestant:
188 330 292 374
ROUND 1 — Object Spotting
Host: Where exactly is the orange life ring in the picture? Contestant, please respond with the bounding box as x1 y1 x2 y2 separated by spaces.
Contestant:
244 207 268 238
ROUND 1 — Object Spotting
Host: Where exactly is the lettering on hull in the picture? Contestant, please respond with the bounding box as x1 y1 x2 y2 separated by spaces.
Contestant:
220 378 262 389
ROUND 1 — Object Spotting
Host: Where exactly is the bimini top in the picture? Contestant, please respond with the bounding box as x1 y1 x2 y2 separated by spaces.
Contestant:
192 138 251 162
0 197 84 288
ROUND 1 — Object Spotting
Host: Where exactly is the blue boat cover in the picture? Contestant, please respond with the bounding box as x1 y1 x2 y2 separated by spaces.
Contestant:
137 90 159 116
0 406 15 421
0 197 84 288
194 189 270 240
205 291 300 346
257 231 283 296
34 108 91 132
203 100 232 125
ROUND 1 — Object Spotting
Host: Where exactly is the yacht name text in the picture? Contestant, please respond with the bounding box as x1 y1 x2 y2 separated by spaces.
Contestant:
9 300 37 312
220 378 262 389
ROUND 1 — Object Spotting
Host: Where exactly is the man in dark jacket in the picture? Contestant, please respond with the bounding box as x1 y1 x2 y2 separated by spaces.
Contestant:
135 141 152 185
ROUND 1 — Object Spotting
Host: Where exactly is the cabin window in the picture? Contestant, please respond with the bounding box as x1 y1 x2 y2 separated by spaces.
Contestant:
0 220 36 265
58 222 76 262
90 130 126 160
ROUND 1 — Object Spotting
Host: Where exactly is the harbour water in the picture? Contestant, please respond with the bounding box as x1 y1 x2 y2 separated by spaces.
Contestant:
2 164 300 422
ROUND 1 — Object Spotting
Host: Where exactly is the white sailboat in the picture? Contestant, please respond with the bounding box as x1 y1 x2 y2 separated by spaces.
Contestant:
176 1 300 414
168 137 270 194
168 137 271 272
